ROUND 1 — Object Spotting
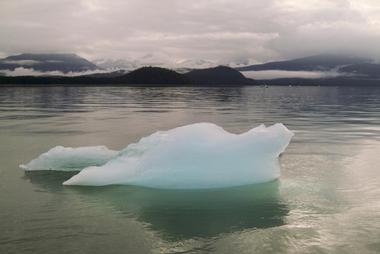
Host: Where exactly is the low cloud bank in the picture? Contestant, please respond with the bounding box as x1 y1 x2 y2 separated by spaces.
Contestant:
0 67 109 77
2 60 41 65
242 70 345 80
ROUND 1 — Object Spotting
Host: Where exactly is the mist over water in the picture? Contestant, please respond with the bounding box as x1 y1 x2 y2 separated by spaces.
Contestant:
1 86 380 253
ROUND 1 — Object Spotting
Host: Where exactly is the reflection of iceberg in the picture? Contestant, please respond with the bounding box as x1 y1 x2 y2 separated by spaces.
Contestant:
83 182 288 239
21 123 293 189
23 170 289 239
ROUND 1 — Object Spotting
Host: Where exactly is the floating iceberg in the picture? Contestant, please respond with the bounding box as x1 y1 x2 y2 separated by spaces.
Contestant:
20 146 118 171
21 123 293 189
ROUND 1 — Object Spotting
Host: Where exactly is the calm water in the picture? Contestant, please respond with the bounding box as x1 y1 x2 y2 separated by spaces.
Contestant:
1 86 380 254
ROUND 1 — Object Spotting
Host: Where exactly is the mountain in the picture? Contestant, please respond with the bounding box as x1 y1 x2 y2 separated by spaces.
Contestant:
339 63 380 78
185 66 257 85
116 66 256 85
94 58 217 72
94 59 141 71
117 67 190 85
236 54 371 72
0 53 99 73
1 54 379 86
94 53 173 71
175 59 216 69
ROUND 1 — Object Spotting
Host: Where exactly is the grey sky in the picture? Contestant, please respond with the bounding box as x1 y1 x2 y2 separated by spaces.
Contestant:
1 0 380 64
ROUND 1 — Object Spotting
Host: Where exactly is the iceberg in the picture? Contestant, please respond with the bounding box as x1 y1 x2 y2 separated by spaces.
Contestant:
21 123 293 189
20 146 118 171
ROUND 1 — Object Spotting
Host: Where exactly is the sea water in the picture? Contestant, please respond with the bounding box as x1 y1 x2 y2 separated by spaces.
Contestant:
1 86 380 253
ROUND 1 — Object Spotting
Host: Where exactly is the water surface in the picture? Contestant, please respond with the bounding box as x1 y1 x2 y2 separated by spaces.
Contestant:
1 86 380 253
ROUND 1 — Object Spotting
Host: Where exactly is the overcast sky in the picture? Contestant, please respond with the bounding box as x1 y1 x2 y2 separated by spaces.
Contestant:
1 0 380 64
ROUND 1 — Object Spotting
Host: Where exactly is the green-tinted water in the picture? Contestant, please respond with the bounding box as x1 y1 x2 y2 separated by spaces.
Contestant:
1 86 380 253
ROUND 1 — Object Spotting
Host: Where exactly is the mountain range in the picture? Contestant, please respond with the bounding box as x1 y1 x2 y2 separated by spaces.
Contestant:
0 53 98 73
94 58 216 71
0 53 380 85
236 54 372 72
235 54 380 85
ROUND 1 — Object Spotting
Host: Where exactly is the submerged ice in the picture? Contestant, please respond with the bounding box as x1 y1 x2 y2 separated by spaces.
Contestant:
21 123 293 189
20 146 118 171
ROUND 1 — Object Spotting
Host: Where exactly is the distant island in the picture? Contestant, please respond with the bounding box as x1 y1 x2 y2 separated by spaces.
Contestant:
1 53 380 86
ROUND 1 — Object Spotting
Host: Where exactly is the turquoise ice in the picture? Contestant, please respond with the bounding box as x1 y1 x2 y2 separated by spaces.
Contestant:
21 123 293 189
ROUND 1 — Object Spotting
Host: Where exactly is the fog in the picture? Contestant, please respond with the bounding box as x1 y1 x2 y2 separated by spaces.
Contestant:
242 70 345 80
0 67 110 77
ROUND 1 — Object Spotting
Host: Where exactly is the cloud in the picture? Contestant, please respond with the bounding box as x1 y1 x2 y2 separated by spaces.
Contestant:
242 70 345 80
2 60 40 65
1 67 110 77
0 0 380 64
